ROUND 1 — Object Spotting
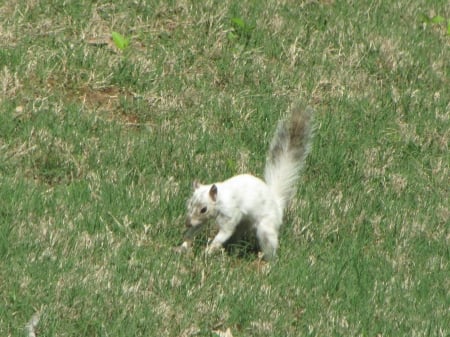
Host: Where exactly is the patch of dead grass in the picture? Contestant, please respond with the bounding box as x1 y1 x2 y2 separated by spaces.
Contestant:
1 66 22 98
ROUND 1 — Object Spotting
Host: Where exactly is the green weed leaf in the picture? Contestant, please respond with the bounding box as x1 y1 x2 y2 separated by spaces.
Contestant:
431 15 445 24
231 17 246 29
229 17 254 44
112 31 130 50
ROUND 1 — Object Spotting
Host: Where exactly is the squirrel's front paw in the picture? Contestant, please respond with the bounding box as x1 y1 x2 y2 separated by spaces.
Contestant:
174 241 192 254
205 242 223 255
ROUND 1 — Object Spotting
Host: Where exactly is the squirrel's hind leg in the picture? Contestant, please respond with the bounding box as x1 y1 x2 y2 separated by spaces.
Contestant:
256 221 279 261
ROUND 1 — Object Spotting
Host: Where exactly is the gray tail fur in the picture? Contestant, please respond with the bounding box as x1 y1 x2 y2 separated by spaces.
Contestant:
264 103 314 211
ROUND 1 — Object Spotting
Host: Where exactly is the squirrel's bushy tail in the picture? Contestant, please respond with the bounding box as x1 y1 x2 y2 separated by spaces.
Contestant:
264 103 314 211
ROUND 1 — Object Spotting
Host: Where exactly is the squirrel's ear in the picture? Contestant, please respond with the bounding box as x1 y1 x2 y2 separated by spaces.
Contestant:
209 184 218 201
193 180 201 190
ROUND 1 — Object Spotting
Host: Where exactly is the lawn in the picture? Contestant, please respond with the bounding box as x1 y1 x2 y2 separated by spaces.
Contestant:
0 1 448 336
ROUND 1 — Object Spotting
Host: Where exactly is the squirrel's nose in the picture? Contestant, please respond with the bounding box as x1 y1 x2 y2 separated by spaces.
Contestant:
185 218 192 228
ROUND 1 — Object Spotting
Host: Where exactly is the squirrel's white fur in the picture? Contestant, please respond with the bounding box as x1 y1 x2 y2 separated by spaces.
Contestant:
181 103 314 260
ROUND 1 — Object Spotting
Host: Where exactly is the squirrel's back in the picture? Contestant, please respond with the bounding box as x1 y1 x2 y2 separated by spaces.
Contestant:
264 103 314 211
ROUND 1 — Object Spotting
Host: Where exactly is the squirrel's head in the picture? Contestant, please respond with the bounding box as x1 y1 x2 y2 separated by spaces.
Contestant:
184 181 218 238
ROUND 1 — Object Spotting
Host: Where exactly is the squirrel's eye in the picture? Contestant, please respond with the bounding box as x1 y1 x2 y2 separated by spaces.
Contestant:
200 207 207 214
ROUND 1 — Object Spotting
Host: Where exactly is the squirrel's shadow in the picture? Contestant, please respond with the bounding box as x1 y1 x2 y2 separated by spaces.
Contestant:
221 219 260 258
185 219 261 259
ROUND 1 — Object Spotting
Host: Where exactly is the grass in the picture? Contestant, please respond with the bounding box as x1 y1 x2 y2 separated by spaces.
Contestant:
1 0 449 336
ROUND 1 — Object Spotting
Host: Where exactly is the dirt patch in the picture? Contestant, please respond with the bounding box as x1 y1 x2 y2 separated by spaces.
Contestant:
77 85 143 126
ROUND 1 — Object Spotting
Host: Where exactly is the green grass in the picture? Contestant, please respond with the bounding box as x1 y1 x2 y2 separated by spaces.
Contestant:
1 1 449 336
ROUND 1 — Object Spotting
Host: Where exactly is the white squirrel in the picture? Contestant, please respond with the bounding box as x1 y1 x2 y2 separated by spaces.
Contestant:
179 102 314 260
